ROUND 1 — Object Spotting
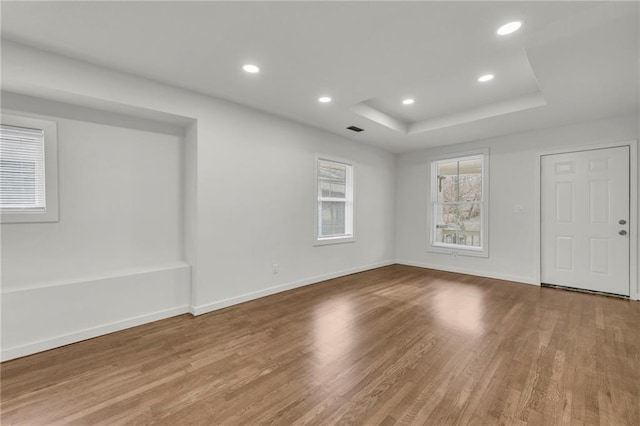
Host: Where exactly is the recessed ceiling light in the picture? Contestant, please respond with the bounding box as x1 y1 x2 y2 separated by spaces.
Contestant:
402 98 415 105
496 21 522 36
478 74 495 83
318 96 332 103
242 64 260 73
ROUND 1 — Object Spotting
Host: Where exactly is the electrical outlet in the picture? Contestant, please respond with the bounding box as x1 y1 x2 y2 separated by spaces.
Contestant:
272 264 279 274
452 252 458 260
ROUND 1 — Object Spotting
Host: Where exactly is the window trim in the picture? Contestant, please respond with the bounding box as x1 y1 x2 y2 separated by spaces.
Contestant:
427 149 489 258
0 112 59 223
314 154 355 246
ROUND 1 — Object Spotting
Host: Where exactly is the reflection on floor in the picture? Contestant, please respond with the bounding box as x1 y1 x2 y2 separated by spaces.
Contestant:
2 265 639 424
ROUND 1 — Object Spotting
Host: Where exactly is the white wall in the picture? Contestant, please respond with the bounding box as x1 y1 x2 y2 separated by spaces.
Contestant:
396 115 639 295
1 113 185 287
191 103 396 313
1 41 396 359
0 98 190 360
3 40 634 362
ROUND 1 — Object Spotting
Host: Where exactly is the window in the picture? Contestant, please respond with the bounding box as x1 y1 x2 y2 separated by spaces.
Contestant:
0 114 58 223
430 151 488 257
315 156 354 245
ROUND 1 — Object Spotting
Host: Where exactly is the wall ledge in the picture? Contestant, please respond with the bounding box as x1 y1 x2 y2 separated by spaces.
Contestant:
1 305 189 362
1 261 190 294
1 263 191 361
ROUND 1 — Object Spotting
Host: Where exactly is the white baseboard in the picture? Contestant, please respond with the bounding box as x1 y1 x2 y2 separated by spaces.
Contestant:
1 263 191 361
4 259 553 361
395 260 540 286
1 305 189 362
190 260 395 316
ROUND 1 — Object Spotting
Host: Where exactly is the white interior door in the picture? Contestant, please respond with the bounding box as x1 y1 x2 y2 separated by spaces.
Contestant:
541 146 630 296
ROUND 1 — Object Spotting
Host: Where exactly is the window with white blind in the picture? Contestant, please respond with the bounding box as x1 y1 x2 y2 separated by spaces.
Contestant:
315 156 355 245
0 114 58 223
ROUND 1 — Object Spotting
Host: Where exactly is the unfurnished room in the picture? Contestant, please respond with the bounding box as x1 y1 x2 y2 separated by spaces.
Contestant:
0 1 639 425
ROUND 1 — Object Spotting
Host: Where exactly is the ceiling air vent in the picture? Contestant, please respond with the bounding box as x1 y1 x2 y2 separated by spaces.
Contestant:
347 125 364 133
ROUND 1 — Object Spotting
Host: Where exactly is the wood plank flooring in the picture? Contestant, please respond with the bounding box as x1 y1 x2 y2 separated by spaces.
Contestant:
1 265 639 425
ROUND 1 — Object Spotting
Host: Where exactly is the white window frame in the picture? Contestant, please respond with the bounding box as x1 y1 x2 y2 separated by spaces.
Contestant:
314 154 355 246
428 149 489 257
0 113 59 223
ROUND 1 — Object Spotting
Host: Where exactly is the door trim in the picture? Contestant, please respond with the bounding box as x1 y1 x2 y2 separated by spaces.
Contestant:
535 140 638 300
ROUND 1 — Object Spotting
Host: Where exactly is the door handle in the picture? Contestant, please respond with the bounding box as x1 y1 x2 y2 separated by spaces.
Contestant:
619 230 627 236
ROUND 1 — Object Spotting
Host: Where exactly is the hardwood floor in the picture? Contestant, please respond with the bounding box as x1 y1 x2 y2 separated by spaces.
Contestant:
1 265 639 425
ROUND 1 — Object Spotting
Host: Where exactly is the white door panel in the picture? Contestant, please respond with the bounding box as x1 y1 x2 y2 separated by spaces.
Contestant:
541 146 629 296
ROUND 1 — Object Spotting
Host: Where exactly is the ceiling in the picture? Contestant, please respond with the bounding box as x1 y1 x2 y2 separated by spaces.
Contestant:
1 1 638 153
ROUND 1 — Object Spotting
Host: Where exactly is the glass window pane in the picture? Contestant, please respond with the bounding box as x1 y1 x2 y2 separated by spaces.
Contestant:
432 155 484 250
434 203 482 247
320 201 346 236
434 204 459 244
458 203 481 247
459 203 481 231
319 161 346 181
458 158 482 202
319 161 347 200
330 182 346 198
436 160 458 202
320 181 332 197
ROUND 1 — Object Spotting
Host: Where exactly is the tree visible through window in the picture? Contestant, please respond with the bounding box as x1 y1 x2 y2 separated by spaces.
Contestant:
433 154 484 249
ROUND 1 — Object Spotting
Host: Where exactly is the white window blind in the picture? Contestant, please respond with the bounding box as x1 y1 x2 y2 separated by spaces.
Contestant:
0 124 46 212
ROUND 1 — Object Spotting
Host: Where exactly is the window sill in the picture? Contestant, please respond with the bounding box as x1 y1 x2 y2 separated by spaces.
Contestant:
1 209 59 224
314 235 355 246
428 244 488 258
